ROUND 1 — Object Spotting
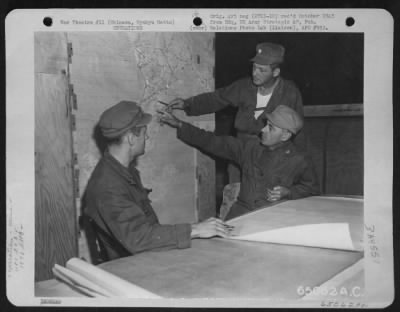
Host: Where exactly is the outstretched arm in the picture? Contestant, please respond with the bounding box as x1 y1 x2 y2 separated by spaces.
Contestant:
159 111 246 165
166 79 246 116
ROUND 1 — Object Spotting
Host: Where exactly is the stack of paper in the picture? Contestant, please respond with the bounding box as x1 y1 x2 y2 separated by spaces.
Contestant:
52 257 161 298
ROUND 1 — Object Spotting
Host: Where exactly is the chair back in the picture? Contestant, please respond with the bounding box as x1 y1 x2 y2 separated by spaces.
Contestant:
80 214 110 264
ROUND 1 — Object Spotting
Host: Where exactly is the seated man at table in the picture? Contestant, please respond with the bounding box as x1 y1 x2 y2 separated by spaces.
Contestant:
85 101 232 260
159 105 320 220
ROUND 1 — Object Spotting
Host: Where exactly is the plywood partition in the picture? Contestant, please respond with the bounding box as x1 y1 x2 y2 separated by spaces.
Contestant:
67 33 215 259
303 117 363 195
325 117 363 195
35 32 78 281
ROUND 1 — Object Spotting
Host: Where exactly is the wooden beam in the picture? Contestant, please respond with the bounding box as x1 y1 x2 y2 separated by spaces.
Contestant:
304 104 363 117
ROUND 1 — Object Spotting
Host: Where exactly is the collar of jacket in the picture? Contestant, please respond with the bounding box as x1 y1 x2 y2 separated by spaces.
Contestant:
263 140 294 154
103 150 137 185
270 76 283 97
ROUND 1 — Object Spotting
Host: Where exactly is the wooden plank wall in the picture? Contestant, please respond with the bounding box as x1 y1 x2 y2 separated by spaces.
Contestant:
35 32 77 281
304 117 363 195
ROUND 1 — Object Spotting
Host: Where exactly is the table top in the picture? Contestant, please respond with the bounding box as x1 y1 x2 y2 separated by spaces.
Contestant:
100 238 363 299
99 196 364 299
36 196 364 299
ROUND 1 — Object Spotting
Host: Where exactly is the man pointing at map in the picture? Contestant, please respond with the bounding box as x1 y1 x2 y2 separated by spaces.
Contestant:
159 105 319 220
166 42 304 182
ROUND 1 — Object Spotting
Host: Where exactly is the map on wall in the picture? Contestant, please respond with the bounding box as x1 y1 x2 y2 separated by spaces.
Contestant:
68 32 215 228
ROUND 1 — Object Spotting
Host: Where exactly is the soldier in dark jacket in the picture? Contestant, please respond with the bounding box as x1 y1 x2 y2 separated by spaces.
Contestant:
166 42 304 183
159 105 319 220
85 101 232 260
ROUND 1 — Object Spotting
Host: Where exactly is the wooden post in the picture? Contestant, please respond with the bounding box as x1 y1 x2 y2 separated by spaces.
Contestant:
35 32 78 281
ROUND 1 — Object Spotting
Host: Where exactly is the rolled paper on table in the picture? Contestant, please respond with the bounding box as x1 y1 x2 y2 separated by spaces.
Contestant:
65 258 162 298
52 264 112 297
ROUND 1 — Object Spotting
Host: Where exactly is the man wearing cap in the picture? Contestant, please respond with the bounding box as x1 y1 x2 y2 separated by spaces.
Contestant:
85 101 232 260
159 105 319 220
166 42 304 183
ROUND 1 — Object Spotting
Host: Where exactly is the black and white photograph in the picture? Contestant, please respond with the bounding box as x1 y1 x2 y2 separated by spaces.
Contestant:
5 9 394 308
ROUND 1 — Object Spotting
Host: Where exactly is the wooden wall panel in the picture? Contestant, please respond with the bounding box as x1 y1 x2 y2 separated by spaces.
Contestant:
35 32 70 74
304 117 363 196
35 33 77 281
325 117 363 195
303 119 327 194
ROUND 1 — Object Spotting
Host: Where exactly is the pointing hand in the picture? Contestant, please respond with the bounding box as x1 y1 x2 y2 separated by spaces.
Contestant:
157 110 183 128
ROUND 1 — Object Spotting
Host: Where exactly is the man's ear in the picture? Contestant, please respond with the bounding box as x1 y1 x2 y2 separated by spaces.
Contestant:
272 67 280 78
126 131 136 146
281 130 292 142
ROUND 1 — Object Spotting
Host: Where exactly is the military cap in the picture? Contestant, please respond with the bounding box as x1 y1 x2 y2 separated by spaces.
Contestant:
99 101 152 138
250 42 285 65
266 105 303 134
